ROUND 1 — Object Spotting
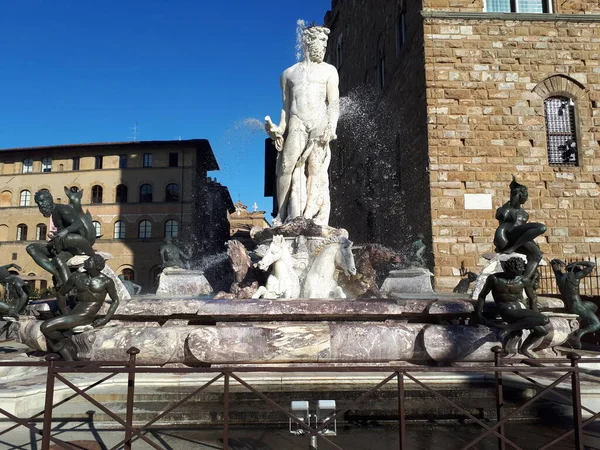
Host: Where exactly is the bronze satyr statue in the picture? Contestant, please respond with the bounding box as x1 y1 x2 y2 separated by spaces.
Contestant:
27 187 96 287
551 259 600 349
40 254 119 361
475 256 550 358
453 272 477 294
0 264 30 320
160 237 191 269
494 177 546 280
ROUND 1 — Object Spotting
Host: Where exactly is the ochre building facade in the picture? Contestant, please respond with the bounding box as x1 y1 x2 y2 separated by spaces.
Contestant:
324 0 600 290
0 140 233 292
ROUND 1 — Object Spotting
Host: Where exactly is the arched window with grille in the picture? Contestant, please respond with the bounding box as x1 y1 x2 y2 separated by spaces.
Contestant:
22 158 33 173
544 96 579 166
91 185 103 204
121 268 135 281
114 220 126 239
36 223 47 240
16 224 28 241
140 184 153 203
41 157 52 173
165 183 179 202
20 190 31 206
138 220 152 239
116 184 128 203
92 221 102 238
164 219 179 238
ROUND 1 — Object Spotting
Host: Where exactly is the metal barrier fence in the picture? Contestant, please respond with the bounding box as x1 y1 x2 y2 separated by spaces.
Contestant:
537 256 600 297
0 348 598 450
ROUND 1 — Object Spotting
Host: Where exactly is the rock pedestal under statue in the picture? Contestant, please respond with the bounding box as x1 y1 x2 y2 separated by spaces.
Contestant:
156 268 212 297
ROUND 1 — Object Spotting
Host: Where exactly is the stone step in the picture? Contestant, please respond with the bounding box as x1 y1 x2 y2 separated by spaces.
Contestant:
43 383 557 427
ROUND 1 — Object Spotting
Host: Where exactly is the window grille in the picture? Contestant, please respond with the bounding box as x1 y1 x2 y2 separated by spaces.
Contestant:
20 190 31 207
16 224 28 241
22 158 33 173
165 219 179 238
143 153 153 168
121 268 135 281
114 221 126 239
138 220 152 239
486 0 550 12
92 221 102 238
544 96 578 166
165 184 179 202
140 184 153 203
41 157 52 173
116 184 128 203
91 185 103 203
36 224 47 240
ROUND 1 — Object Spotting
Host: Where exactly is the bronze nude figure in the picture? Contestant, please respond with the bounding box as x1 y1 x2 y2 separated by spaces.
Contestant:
40 254 120 361
551 259 600 349
26 187 96 287
160 237 191 269
0 264 30 319
494 177 546 280
475 256 550 358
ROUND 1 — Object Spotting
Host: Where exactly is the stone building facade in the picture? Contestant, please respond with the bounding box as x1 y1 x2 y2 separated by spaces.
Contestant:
324 0 600 290
229 201 271 249
0 139 233 292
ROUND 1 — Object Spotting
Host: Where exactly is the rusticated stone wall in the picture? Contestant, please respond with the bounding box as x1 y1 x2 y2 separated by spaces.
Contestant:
324 0 600 291
424 17 600 289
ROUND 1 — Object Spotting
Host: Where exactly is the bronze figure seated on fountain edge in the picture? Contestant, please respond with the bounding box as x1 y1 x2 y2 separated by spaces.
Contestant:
40 254 120 361
493 176 546 281
26 188 96 288
474 257 550 358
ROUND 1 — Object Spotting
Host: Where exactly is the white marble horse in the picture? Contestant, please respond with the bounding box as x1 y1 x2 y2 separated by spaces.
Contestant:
302 235 357 298
252 235 300 299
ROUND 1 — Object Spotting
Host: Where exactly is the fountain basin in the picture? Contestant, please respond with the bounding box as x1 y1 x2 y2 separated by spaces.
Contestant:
11 296 578 365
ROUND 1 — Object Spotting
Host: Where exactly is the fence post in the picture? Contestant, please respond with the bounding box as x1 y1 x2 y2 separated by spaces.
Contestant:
492 346 506 450
569 352 584 450
125 347 140 450
397 371 405 450
41 354 59 450
223 372 230 450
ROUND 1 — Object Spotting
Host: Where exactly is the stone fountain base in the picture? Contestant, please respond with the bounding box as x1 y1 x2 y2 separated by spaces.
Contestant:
11 294 579 365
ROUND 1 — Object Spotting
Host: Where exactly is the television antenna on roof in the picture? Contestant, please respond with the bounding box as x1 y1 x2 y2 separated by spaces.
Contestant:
129 122 139 141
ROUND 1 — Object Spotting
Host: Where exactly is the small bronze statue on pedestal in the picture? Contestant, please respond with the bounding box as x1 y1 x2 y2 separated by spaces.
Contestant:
408 233 427 268
0 264 29 320
40 254 120 361
160 237 191 269
494 177 547 280
475 257 550 358
551 259 600 349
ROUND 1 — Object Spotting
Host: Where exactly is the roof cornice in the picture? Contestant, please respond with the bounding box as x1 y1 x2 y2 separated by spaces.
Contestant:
421 11 600 22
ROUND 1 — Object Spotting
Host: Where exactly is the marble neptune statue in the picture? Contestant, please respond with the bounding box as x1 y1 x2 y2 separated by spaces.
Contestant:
265 25 340 227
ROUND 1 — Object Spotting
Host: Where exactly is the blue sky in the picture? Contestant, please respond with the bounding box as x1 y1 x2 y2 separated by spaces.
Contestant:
0 1 331 216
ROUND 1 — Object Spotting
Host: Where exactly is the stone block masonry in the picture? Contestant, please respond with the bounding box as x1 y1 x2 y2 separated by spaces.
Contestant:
425 16 600 290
